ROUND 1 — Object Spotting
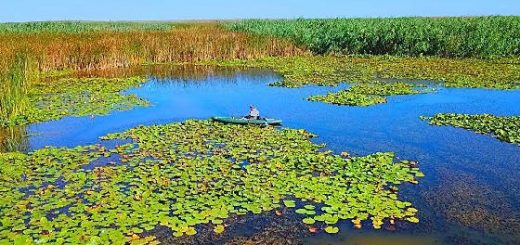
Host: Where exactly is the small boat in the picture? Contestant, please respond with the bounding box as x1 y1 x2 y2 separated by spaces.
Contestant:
212 116 282 125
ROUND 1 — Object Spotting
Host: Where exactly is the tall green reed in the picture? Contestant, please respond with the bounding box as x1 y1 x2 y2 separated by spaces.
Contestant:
0 53 36 125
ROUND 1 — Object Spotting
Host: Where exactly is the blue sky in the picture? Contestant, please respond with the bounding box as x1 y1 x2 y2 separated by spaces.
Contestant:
1 0 519 22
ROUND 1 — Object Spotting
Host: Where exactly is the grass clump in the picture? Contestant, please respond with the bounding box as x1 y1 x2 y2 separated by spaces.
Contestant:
422 113 520 145
0 127 28 152
0 120 423 243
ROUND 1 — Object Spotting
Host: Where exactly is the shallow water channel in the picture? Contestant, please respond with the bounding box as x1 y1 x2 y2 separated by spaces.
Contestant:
4 65 520 244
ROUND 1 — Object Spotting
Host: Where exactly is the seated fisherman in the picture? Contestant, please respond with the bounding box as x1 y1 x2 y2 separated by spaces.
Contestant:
246 105 260 120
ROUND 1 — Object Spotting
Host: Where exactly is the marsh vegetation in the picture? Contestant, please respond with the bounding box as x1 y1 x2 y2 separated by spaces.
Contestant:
228 16 520 58
0 18 519 244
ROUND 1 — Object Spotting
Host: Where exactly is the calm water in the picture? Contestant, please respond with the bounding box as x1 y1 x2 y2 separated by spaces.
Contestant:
5 66 520 244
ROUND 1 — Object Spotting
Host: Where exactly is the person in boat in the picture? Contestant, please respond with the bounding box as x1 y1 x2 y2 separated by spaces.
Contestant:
245 105 260 120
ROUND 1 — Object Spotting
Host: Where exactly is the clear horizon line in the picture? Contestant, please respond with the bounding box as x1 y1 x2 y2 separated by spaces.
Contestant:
1 14 518 24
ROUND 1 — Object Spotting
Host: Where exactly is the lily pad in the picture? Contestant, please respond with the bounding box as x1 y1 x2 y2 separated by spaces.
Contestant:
302 217 316 225
324 226 339 234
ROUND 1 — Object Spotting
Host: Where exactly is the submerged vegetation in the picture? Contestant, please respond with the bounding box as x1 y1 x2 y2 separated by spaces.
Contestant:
308 82 422 106
0 77 148 127
0 120 423 243
227 16 520 58
423 113 520 145
424 170 520 237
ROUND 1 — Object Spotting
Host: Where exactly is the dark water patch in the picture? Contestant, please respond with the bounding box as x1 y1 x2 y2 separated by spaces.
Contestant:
100 138 133 150
82 154 121 170
151 210 307 244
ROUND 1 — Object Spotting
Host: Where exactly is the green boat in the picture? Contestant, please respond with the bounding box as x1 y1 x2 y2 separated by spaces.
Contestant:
212 116 282 125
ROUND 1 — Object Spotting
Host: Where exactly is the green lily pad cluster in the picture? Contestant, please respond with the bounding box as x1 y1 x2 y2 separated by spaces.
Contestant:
0 120 422 244
308 82 422 106
0 76 149 127
202 56 520 89
202 56 371 88
308 91 385 106
422 113 520 145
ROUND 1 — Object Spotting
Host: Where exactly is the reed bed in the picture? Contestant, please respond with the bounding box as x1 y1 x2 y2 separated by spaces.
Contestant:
0 21 175 33
0 24 303 72
227 16 520 58
0 53 36 122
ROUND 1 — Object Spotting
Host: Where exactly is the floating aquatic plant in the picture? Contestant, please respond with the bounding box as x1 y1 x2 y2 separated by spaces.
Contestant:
324 226 339 234
202 56 520 89
308 90 387 106
308 82 423 106
0 76 149 127
302 218 316 225
422 113 520 145
0 120 423 243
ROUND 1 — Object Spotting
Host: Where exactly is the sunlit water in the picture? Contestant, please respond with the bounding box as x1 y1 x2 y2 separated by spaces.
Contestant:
6 66 520 244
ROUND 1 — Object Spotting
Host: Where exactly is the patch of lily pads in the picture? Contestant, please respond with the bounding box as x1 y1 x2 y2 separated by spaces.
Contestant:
201 56 520 89
422 113 520 145
0 77 149 127
308 82 423 106
0 120 423 244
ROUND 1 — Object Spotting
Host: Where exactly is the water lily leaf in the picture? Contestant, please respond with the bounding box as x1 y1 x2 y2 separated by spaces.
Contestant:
283 200 296 208
302 217 315 225
213 224 225 234
324 226 339 234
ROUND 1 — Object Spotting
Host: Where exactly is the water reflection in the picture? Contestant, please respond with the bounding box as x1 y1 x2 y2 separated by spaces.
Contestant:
75 64 275 84
0 126 28 152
